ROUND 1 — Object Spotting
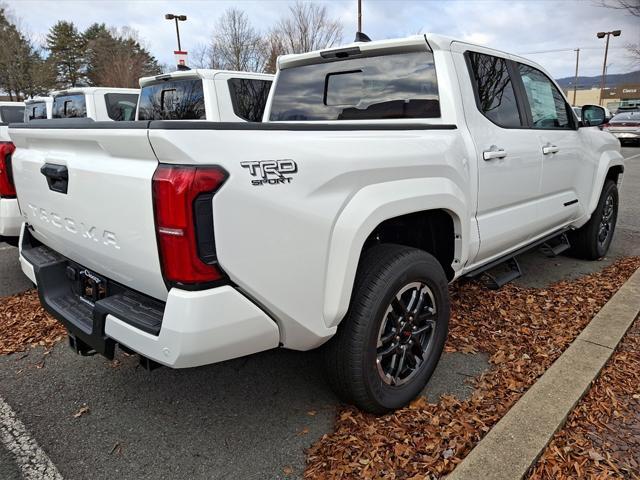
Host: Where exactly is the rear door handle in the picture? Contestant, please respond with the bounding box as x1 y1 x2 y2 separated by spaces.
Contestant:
483 147 507 161
41 163 69 194
542 145 560 155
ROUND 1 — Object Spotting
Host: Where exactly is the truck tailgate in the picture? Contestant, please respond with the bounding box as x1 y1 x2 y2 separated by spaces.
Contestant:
10 125 167 301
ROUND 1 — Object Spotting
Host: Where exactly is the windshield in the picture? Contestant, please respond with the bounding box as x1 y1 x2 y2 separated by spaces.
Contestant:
269 50 440 121
24 102 48 121
137 78 205 120
0 105 25 123
52 94 87 118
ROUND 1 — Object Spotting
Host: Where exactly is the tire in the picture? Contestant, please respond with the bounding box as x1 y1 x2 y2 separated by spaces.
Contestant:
324 244 450 414
569 179 618 260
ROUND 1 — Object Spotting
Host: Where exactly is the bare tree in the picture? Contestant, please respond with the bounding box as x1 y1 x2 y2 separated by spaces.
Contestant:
272 1 343 55
199 8 265 72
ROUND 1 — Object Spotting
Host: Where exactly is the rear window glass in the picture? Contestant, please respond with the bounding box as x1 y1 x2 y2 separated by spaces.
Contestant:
52 94 87 118
24 102 48 121
138 79 205 120
269 50 440 121
0 106 25 123
105 93 138 121
228 78 272 122
466 52 522 128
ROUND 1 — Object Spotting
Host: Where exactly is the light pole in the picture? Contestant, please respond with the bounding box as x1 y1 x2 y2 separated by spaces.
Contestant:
597 30 621 106
165 13 187 52
572 48 580 106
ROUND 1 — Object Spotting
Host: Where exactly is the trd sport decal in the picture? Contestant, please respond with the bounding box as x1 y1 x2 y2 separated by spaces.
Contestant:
240 160 298 186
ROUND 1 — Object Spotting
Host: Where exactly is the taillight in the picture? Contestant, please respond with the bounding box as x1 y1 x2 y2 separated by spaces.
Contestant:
152 164 228 286
0 142 17 198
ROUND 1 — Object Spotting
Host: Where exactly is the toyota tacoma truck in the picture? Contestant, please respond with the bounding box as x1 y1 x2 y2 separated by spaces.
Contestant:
9 35 623 413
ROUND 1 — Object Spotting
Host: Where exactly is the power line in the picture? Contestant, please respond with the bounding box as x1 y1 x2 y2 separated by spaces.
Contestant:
520 46 626 55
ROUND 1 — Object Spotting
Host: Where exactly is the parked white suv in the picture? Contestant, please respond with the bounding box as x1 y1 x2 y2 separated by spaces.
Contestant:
50 87 139 121
10 35 623 412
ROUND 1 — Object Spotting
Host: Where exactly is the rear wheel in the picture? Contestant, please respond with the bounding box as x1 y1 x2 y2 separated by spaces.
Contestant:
569 179 618 260
324 244 449 414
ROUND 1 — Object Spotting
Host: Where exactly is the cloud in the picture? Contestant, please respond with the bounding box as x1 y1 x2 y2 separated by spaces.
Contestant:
5 0 637 78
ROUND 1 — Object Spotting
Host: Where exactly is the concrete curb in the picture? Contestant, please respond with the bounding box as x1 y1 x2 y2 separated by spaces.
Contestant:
447 267 640 480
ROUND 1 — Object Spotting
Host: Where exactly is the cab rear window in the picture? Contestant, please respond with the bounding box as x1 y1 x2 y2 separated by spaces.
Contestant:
52 94 87 118
105 93 138 121
0 105 25 123
137 79 205 120
24 102 48 121
269 50 440 121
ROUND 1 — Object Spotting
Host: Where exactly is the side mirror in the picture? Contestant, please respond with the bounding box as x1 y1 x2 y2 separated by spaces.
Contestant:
581 105 606 127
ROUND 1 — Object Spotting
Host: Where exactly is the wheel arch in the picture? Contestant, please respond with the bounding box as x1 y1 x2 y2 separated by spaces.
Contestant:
322 177 469 330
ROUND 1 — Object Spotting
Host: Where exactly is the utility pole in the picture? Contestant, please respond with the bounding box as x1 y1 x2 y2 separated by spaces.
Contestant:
357 0 362 32
572 48 580 106
597 30 621 106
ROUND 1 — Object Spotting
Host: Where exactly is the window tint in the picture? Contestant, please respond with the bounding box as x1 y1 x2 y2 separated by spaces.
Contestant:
138 79 205 120
517 64 572 129
105 93 138 121
269 51 440 121
52 94 87 118
467 52 521 128
0 106 25 123
24 102 48 121
228 78 272 122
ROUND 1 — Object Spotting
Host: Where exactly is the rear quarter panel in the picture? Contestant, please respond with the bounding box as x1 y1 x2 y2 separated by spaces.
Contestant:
149 126 473 349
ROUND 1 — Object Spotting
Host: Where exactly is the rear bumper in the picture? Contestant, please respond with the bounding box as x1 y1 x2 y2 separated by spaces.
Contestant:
19 230 280 368
0 197 21 238
608 131 640 139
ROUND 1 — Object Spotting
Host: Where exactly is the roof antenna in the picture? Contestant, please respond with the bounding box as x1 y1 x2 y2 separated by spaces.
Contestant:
354 0 371 42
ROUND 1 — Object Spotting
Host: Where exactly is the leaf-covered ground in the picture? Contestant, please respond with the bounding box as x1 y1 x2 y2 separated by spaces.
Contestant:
529 316 639 479
0 289 65 355
304 257 640 479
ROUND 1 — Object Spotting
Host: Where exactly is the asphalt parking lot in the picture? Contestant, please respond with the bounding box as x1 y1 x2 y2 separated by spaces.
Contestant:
0 147 638 479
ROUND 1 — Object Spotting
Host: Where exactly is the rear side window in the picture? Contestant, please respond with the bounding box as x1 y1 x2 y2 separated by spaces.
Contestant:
138 79 205 120
269 51 440 121
105 93 138 121
517 64 572 129
228 78 272 122
0 106 25 123
52 94 87 118
24 102 48 121
467 52 522 128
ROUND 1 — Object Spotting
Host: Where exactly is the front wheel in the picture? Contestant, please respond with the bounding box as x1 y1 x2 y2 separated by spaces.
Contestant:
569 179 619 260
324 244 449 414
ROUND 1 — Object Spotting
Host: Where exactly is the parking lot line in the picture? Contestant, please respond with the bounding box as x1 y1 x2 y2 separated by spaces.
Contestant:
0 395 62 480
624 151 640 161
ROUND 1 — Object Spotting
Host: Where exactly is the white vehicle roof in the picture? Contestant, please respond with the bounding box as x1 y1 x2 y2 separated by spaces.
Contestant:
277 33 547 73
139 69 273 87
25 96 52 105
0 101 25 107
50 87 138 96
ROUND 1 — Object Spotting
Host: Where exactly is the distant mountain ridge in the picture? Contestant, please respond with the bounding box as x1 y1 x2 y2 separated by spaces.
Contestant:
556 70 640 89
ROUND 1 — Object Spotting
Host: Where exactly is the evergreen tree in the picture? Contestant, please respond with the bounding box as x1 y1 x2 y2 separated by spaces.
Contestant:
46 21 85 87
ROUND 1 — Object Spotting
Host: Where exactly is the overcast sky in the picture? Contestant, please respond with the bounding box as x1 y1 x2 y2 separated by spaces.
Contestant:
5 0 639 79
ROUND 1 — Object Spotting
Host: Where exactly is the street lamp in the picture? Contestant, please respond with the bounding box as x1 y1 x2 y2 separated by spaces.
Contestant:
165 13 187 52
597 30 621 106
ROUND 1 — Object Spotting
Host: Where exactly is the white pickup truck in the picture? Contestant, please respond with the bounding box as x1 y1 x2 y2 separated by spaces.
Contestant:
0 101 25 245
10 35 623 413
